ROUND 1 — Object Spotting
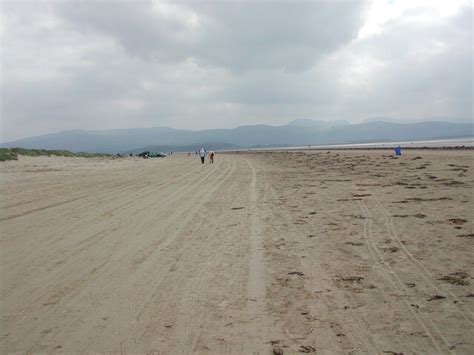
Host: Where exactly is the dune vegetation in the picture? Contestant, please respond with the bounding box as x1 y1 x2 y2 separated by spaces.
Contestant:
0 147 112 161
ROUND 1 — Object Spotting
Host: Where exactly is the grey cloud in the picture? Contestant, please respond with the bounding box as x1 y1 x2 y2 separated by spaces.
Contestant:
55 1 368 72
1 1 472 142
54 1 195 62
340 6 473 119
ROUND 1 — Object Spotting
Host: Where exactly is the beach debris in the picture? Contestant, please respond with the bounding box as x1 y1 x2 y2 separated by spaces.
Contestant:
465 293 474 298
446 218 467 225
164 323 173 328
438 272 470 286
395 182 409 186
336 276 364 283
394 197 452 203
344 242 363 246
299 345 316 353
427 295 446 301
383 351 404 355
405 283 416 288
231 207 244 210
455 234 474 238
412 157 423 160
288 271 304 276
441 180 464 186
307 234 315 238
273 346 284 355
451 271 469 278
382 246 399 253
268 340 284 345
413 213 426 218
352 193 372 197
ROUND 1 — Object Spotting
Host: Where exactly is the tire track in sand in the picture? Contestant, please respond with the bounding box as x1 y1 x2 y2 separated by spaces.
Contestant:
371 194 474 325
265 183 378 354
133 158 238 350
244 158 268 352
16 159 228 353
358 200 453 353
115 159 234 353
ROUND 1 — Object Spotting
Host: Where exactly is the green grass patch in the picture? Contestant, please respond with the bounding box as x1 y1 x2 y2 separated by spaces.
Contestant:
0 148 19 161
0 148 112 161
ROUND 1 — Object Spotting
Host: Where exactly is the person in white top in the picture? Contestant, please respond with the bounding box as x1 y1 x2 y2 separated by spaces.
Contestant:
199 147 206 164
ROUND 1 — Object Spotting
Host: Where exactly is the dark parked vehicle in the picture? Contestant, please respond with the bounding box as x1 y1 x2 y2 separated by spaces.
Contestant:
138 151 166 158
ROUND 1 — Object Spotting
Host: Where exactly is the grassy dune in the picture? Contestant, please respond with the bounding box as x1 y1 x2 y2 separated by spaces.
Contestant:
0 148 112 161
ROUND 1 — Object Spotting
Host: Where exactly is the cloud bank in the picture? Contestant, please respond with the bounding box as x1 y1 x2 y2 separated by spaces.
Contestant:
1 0 472 141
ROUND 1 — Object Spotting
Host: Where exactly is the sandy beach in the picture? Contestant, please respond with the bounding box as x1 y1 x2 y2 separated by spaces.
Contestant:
1 150 473 354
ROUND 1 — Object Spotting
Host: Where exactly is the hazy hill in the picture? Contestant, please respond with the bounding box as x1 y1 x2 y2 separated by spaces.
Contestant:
1 120 472 153
287 119 350 127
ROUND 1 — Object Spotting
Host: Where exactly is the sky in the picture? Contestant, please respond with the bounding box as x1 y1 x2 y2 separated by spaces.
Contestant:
1 0 473 142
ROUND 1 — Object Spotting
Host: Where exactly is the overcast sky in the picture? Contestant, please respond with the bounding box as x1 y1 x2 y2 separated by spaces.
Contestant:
1 0 472 142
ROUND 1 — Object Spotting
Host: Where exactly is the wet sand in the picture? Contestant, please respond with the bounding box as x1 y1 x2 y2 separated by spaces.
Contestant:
1 150 473 353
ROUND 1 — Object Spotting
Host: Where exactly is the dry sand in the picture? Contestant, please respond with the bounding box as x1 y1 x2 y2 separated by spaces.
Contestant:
1 150 473 354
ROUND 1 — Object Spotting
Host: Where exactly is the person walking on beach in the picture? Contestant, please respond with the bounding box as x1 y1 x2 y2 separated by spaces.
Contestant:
209 151 215 164
199 147 206 164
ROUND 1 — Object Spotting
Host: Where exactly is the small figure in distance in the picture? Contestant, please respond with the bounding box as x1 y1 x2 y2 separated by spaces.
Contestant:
209 151 215 164
199 147 206 164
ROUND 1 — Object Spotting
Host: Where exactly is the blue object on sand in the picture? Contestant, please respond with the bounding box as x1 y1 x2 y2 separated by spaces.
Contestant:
394 146 401 156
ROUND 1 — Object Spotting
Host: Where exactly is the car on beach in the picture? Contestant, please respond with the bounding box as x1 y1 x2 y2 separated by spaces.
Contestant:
138 151 166 158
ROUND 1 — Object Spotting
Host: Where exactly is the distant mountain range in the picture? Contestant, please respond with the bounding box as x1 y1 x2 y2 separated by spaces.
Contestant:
286 118 349 128
1 119 472 153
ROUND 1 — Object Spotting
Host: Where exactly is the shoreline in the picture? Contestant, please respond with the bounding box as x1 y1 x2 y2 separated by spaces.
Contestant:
222 137 474 152
227 145 474 152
